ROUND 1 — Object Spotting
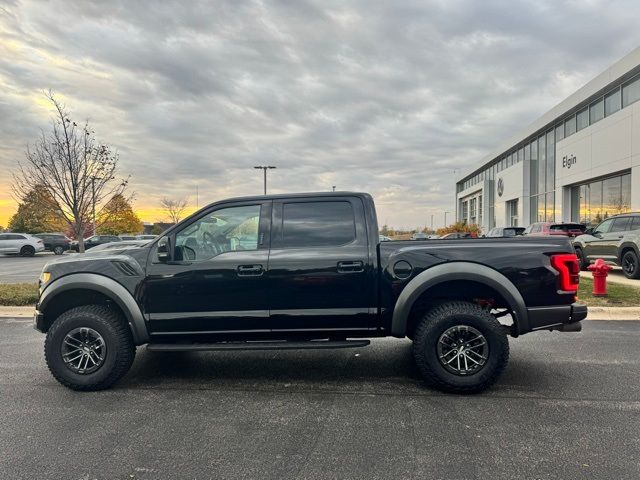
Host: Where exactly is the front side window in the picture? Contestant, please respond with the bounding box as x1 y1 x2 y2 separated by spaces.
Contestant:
595 218 614 234
281 201 355 248
175 204 261 261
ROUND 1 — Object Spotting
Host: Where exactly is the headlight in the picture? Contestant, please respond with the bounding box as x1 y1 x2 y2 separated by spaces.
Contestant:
40 271 51 284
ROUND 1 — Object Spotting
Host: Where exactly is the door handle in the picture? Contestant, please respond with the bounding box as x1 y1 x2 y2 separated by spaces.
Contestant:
237 264 264 277
337 261 364 273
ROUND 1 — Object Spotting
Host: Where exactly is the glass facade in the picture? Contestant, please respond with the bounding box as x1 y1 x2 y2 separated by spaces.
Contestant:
457 71 640 228
570 173 632 225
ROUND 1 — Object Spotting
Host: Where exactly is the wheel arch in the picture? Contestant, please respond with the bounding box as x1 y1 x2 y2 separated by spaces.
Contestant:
618 242 640 263
390 262 529 338
39 273 149 345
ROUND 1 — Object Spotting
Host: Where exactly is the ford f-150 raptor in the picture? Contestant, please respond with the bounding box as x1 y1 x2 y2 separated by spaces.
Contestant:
34 192 587 393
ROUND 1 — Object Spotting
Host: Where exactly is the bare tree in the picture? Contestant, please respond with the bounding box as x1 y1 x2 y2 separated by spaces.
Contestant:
161 197 188 224
12 92 129 252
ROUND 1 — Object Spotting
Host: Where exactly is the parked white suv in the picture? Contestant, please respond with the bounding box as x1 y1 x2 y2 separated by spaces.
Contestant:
0 233 45 256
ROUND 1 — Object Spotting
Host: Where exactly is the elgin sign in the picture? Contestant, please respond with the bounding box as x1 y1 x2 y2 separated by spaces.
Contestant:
562 154 577 169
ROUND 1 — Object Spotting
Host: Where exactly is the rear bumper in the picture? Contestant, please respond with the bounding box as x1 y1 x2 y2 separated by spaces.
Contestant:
526 302 587 332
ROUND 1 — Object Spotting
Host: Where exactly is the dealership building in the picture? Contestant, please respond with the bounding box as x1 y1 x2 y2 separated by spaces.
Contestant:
455 48 640 231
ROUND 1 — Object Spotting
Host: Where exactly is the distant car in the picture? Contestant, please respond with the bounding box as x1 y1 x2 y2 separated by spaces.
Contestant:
136 234 157 240
88 240 150 252
411 233 429 240
427 234 440 239
69 235 122 251
485 227 525 238
379 235 391 242
524 222 586 238
34 233 71 255
572 213 640 278
0 233 45 256
440 232 477 239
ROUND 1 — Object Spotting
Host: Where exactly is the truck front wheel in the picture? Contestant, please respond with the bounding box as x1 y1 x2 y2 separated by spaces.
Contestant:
44 305 136 391
412 301 509 394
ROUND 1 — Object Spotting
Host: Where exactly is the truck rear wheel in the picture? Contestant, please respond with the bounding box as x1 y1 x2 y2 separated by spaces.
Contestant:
412 301 509 394
44 305 136 391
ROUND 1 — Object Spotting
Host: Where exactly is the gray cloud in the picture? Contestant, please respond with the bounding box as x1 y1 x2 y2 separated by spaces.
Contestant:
1 0 639 227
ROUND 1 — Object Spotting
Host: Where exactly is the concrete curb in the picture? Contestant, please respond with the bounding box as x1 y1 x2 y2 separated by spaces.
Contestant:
1 305 640 320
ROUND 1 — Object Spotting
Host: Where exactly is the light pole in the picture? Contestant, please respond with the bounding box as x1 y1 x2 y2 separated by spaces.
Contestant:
444 211 451 227
332 186 336 192
253 166 277 195
430 214 434 231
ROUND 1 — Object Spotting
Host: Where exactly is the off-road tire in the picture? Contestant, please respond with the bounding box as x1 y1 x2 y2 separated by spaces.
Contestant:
44 305 136 391
412 301 509 394
575 247 589 271
20 245 35 257
53 246 64 255
621 250 640 279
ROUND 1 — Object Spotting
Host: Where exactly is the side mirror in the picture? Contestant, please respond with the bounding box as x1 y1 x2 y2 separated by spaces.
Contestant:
585 227 594 235
157 236 171 262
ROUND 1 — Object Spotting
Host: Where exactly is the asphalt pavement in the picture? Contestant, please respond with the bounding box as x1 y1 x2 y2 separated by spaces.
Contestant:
0 252 61 283
1 318 639 479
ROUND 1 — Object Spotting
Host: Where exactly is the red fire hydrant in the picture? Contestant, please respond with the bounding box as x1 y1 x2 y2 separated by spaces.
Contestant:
587 258 612 297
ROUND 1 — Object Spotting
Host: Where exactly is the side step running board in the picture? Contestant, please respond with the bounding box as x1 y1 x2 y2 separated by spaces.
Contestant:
147 340 371 352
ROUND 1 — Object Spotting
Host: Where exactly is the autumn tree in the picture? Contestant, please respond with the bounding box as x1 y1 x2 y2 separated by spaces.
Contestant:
160 197 188 224
12 92 129 252
8 186 67 233
97 194 143 235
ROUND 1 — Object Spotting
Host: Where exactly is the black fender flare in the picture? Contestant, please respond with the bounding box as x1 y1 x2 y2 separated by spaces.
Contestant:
390 262 529 337
39 273 149 345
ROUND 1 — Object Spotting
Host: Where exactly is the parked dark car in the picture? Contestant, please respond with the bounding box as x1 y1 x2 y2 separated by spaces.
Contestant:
485 227 525 238
35 192 585 393
572 213 640 278
524 222 587 237
34 233 71 255
69 235 122 251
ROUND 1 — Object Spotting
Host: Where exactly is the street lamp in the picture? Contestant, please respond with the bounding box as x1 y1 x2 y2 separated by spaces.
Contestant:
253 166 277 195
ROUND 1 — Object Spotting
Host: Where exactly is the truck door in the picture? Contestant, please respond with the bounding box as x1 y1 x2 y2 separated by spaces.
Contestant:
266 196 377 332
143 200 272 334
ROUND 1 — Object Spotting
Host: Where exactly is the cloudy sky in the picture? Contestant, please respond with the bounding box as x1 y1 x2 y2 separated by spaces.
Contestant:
1 0 640 229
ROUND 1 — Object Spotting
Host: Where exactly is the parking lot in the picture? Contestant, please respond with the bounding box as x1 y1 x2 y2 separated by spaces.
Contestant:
1 318 639 479
0 253 62 283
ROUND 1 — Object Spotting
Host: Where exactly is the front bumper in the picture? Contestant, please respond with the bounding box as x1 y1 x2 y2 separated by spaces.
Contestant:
526 302 587 332
33 307 45 333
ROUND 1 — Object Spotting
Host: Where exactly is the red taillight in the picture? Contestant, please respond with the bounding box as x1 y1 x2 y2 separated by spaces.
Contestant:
550 254 580 292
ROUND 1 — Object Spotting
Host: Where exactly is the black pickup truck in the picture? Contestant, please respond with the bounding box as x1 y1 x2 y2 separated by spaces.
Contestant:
34 192 586 393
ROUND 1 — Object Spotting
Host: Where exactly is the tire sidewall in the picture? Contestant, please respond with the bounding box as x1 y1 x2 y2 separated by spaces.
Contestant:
622 250 640 279
415 309 507 391
45 313 122 388
575 247 588 271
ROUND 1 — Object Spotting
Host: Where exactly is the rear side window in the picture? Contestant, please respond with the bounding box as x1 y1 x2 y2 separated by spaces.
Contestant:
631 217 640 231
282 201 356 248
610 217 631 232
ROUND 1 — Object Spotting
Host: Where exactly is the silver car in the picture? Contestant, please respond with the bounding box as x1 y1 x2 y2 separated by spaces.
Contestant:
0 233 46 256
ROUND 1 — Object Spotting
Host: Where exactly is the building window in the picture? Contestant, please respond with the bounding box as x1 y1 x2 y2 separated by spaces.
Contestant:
545 129 555 193
622 75 640 108
605 88 621 116
555 124 564 142
469 198 477 224
462 201 468 222
478 195 483 224
590 98 604 124
537 135 546 197
576 107 589 131
569 173 631 224
506 199 519 227
564 115 576 137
